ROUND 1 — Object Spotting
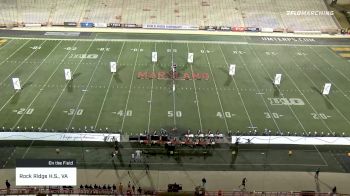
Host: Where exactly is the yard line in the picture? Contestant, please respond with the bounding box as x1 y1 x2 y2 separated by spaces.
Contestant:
202 43 229 132
12 40 78 130
307 46 350 96
0 40 30 72
231 45 281 132
256 44 333 165
325 47 350 68
147 43 156 132
249 47 328 163
186 43 203 131
120 42 142 133
38 41 97 131
0 40 14 56
306 46 350 88
0 40 55 113
288 46 350 126
94 42 126 129
21 41 97 159
171 43 176 127
0 40 47 86
67 41 111 130
217 44 254 129
249 45 332 133
0 39 13 49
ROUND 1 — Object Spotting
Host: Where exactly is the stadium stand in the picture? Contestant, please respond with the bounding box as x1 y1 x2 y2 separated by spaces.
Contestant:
82 0 118 23
0 0 340 31
17 0 53 25
0 0 18 27
241 0 282 29
278 0 339 31
51 0 85 25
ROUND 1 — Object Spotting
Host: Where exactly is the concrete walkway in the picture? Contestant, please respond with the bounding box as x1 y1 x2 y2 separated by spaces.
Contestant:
1 169 349 194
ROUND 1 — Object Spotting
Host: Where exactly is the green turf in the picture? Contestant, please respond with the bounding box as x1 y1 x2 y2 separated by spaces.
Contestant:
0 38 350 136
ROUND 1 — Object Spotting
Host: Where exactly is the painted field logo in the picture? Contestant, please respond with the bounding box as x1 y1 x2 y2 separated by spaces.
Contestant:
137 71 209 80
68 54 98 59
267 98 305 106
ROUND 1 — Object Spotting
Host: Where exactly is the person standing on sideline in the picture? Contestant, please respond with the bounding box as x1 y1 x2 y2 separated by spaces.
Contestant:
202 177 206 187
112 184 116 193
5 180 10 194
239 177 247 190
332 186 337 194
135 150 142 162
145 164 150 174
315 168 320 179
118 182 123 194
137 187 142 195
5 180 10 189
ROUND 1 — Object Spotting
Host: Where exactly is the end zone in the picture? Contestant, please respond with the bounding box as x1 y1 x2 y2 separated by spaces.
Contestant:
0 39 6 46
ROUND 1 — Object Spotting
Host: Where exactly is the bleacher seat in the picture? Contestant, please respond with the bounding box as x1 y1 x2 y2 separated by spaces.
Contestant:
0 0 339 31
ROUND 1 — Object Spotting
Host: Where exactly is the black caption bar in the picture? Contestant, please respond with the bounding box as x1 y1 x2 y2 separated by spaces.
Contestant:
16 159 76 167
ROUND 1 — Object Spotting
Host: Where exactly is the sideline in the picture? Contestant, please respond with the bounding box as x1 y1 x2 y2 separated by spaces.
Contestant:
7 26 350 38
0 169 349 193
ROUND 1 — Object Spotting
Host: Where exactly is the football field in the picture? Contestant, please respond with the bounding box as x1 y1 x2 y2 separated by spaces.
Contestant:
0 37 350 137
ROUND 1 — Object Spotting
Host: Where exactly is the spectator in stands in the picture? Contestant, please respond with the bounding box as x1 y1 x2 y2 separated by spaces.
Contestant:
132 185 135 193
107 184 111 190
